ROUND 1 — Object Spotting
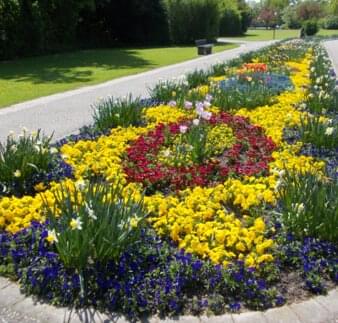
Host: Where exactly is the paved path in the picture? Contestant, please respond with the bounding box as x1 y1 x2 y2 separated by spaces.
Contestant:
0 277 337 323
0 41 274 143
324 39 338 76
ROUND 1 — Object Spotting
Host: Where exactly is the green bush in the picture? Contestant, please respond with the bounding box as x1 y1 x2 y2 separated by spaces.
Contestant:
219 7 242 36
302 20 318 36
165 0 220 44
322 15 338 30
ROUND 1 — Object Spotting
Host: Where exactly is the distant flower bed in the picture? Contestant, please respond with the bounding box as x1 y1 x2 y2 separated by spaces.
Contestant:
0 40 337 320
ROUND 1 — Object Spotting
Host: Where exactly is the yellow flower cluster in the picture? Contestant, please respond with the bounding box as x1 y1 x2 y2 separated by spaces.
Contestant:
146 185 274 267
144 105 190 125
206 124 235 154
60 126 147 182
0 179 76 234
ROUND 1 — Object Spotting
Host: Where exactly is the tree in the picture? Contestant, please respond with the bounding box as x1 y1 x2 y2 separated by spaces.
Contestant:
282 4 302 28
331 0 338 15
258 6 279 28
296 0 325 21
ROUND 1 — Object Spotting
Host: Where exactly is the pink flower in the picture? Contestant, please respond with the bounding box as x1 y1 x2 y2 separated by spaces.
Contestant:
168 100 177 107
196 102 204 116
179 125 188 134
201 111 212 120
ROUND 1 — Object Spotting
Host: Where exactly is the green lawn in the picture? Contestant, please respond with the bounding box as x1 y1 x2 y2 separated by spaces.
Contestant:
223 28 338 41
0 43 237 108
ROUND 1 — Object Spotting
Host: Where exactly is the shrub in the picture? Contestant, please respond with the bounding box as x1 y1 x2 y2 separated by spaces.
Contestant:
165 0 220 44
322 15 338 30
302 20 318 36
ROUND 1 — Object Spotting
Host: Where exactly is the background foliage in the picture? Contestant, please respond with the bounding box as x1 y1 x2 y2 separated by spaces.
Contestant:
0 0 251 59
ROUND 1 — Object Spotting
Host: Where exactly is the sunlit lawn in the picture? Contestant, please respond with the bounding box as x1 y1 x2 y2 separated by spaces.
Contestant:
0 43 237 108
222 28 338 41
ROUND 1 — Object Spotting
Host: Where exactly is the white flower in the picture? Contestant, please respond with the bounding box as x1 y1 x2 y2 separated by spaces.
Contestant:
85 202 97 220
75 179 86 191
70 217 83 230
205 94 213 102
34 145 41 152
310 67 315 72
184 101 193 109
46 229 58 244
8 131 15 138
31 131 38 138
293 203 305 214
21 126 28 133
10 145 17 153
163 149 171 157
192 118 200 126
13 170 21 178
274 179 283 192
179 125 188 134
325 127 334 136
203 101 211 109
50 147 58 154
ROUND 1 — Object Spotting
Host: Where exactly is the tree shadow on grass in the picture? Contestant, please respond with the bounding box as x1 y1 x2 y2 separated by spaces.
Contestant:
0 48 154 85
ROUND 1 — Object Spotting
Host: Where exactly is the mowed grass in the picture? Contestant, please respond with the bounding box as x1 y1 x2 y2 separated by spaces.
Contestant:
222 28 338 41
0 43 237 108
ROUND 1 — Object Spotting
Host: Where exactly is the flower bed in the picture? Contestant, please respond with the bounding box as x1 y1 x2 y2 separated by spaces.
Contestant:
0 40 337 320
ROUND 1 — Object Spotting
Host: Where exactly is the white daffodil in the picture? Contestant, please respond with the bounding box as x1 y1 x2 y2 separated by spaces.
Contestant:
85 202 97 220
325 127 334 136
13 170 21 178
70 217 83 230
75 179 86 191
46 229 58 244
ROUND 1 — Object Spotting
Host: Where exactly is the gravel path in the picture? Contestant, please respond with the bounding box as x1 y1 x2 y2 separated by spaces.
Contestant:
0 41 274 143
324 39 338 76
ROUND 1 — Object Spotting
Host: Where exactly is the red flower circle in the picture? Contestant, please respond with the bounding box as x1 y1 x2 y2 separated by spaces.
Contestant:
123 112 276 193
